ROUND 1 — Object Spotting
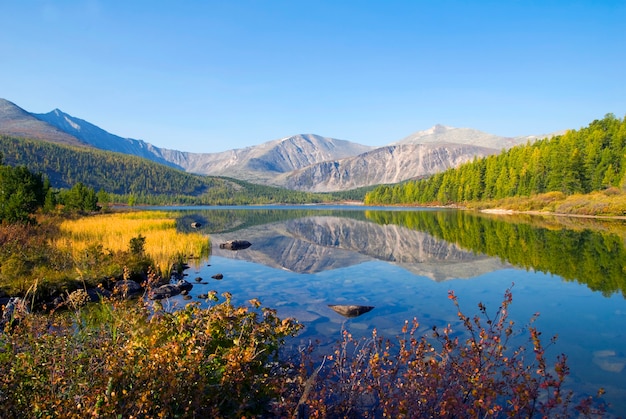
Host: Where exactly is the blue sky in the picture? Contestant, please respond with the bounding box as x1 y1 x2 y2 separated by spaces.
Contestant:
1 1 625 152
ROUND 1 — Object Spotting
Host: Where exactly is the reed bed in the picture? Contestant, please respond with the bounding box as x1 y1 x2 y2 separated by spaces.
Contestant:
54 211 210 275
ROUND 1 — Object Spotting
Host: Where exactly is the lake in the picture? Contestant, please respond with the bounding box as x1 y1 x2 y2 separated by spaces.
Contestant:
152 205 626 416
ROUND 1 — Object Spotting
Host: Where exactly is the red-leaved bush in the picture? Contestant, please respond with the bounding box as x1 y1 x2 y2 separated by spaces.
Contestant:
289 288 606 418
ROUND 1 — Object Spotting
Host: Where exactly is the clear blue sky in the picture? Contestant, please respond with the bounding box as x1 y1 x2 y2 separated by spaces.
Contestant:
1 1 625 152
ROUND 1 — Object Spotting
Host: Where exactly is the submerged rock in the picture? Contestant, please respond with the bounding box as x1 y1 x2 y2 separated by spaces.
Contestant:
328 304 375 318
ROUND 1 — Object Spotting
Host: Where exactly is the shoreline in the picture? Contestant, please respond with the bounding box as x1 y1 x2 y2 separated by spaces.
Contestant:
479 207 626 221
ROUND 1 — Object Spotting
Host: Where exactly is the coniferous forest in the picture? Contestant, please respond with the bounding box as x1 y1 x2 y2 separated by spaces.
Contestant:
365 114 626 205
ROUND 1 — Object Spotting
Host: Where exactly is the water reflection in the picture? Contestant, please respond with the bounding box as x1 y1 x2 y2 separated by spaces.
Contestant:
177 207 626 295
364 210 626 297
185 210 510 281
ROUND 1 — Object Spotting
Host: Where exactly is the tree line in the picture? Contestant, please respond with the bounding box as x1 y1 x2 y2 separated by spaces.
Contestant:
365 114 626 205
0 152 103 223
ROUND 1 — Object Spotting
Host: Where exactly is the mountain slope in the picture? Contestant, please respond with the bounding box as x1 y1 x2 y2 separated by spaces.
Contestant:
33 109 183 169
276 142 499 192
0 99 86 147
365 114 626 205
164 134 374 183
0 135 340 204
28 105 374 183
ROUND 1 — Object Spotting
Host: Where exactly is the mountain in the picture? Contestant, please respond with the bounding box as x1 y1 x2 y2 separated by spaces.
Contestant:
32 108 183 169
0 99 86 147
0 98 552 193
160 134 374 184
28 105 374 184
0 135 339 204
394 124 535 149
275 142 499 192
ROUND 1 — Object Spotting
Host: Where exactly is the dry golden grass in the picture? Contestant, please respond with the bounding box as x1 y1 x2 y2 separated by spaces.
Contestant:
469 190 626 217
54 211 210 274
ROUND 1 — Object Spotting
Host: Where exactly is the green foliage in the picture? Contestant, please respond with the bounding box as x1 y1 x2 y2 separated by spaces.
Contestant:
58 182 99 212
128 234 146 256
366 114 626 206
0 164 48 223
0 295 303 418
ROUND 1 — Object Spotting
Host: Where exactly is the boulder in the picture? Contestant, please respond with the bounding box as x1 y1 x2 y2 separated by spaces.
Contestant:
211 273 224 280
328 304 375 318
1 297 30 329
149 284 181 300
149 280 194 300
176 279 193 292
219 240 251 250
114 280 143 299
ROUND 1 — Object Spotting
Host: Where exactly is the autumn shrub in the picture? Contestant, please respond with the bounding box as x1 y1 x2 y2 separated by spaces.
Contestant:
0 221 74 298
290 288 606 418
0 293 303 418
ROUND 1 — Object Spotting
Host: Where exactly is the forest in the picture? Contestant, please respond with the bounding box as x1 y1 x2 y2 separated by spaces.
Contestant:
0 135 357 205
365 114 626 205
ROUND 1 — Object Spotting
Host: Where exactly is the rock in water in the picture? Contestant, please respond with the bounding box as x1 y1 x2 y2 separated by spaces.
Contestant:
328 304 375 318
219 240 252 250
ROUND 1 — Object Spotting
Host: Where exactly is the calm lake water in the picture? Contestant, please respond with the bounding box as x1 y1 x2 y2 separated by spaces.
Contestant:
152 205 626 416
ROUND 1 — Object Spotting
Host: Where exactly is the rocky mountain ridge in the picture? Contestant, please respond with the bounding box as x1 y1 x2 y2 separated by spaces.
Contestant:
277 142 500 192
0 98 550 192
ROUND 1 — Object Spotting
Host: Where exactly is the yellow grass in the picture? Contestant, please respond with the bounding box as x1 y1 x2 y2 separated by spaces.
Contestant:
54 211 210 274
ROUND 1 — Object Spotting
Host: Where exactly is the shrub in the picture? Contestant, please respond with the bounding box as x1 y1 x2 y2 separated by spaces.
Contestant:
0 294 303 418
291 288 606 418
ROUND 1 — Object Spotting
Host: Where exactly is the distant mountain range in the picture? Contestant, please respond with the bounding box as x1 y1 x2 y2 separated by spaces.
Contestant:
0 98 555 192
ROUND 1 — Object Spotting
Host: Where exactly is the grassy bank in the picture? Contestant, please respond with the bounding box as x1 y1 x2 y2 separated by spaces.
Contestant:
467 189 626 218
0 210 209 301
54 211 211 276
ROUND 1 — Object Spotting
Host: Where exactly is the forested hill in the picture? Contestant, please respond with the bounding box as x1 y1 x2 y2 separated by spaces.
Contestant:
365 114 626 205
0 135 342 205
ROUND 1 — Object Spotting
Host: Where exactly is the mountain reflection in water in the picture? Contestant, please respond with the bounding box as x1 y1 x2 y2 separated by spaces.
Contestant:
179 207 626 296
204 212 511 281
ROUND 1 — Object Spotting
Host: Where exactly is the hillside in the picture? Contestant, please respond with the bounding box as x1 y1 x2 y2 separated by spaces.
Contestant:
365 114 626 206
276 142 499 192
0 135 339 205
33 108 181 169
